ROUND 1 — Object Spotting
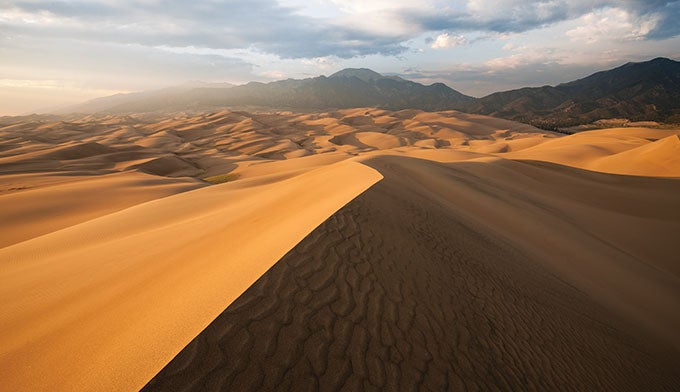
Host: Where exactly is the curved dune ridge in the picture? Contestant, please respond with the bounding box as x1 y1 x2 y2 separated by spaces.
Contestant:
145 156 680 391
0 160 382 391
0 109 679 391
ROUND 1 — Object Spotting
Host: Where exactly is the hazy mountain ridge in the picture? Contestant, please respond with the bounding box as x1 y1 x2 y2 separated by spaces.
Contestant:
60 58 680 127
58 82 236 114
65 69 472 114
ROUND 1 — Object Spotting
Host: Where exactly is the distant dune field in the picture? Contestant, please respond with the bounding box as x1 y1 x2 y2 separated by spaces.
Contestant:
1 109 679 391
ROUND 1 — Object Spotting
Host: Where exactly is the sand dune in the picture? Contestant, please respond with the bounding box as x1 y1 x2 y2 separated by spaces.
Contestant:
0 160 381 391
502 127 680 177
0 171 203 248
145 155 680 391
590 134 680 176
0 109 554 183
1 108 679 391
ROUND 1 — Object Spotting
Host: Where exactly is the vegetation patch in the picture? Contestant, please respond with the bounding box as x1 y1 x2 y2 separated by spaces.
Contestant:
203 172 241 184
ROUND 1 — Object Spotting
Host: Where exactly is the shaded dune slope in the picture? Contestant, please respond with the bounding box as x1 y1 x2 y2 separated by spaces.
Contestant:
144 156 680 391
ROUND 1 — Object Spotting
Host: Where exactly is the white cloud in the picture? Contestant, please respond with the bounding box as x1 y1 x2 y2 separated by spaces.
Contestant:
566 8 659 44
301 56 338 70
485 53 547 70
259 70 286 79
431 33 467 49
328 0 423 14
485 40 562 70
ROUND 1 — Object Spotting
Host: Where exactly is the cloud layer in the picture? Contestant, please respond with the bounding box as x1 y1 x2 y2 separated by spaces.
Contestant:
3 0 679 59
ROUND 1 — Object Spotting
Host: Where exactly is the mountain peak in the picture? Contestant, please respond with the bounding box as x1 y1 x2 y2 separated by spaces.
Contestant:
329 68 384 82
620 57 677 68
648 57 676 65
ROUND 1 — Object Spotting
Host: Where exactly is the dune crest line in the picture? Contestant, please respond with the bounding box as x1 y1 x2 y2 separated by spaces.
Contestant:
144 155 680 391
0 160 382 392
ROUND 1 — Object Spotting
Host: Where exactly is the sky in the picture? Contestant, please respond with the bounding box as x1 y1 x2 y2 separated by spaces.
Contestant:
1 0 680 115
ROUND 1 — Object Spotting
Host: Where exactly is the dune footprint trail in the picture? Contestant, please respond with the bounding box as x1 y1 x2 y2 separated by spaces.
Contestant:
144 156 680 391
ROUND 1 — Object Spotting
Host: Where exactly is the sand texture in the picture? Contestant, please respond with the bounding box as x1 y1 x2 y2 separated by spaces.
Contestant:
1 109 679 391
143 156 680 391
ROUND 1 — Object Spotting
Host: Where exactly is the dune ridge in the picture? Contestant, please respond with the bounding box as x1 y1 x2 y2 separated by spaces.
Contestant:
144 155 680 391
501 127 680 176
0 160 381 391
1 108 679 391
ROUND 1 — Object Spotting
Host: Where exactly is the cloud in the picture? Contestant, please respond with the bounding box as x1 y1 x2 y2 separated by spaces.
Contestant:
403 1 606 34
1 0 679 61
645 0 680 39
0 35 257 90
430 33 467 49
301 56 338 70
398 61 604 97
400 0 680 41
566 7 660 43
0 0 410 59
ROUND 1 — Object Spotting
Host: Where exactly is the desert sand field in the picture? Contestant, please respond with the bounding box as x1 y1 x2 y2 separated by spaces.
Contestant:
1 109 679 391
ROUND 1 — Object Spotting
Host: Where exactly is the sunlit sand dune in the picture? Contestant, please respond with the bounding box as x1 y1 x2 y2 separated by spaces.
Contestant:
0 159 381 391
0 109 678 391
0 172 203 248
501 127 680 177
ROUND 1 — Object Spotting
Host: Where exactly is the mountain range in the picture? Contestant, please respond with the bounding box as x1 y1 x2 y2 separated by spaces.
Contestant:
61 58 680 126
466 57 680 127
64 68 472 114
